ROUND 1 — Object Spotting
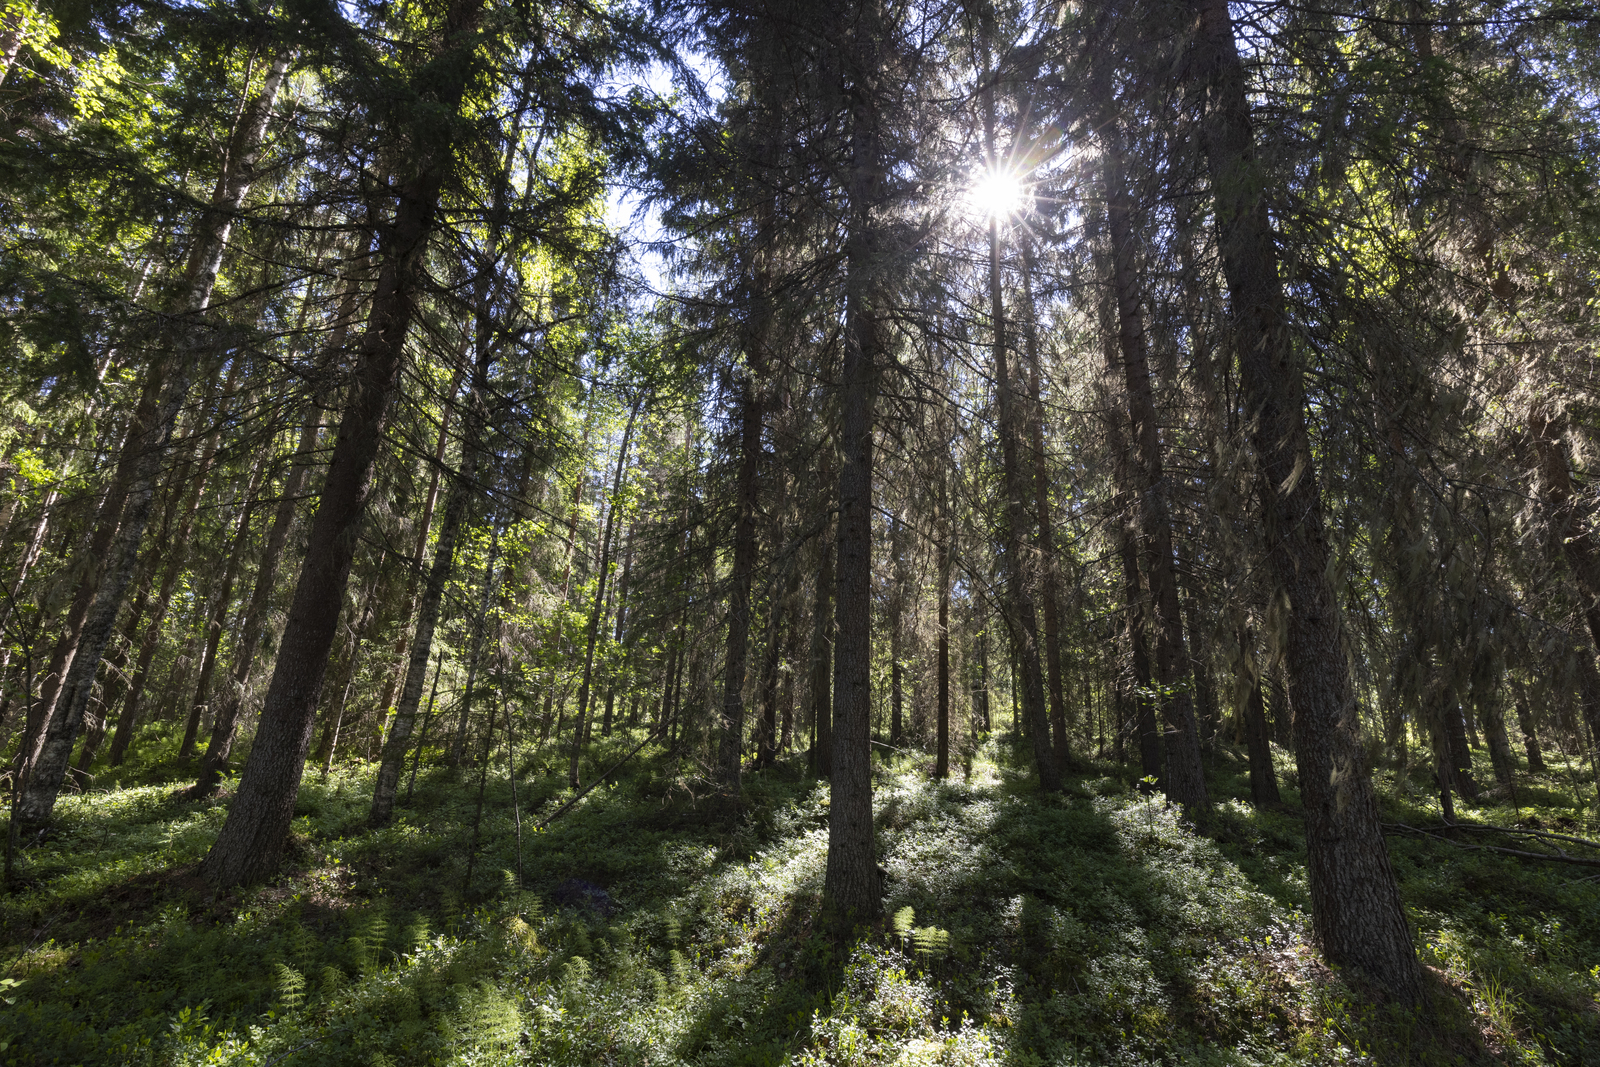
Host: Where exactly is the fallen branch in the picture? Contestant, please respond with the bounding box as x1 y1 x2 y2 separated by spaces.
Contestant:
1382 821 1600 868
535 731 662 831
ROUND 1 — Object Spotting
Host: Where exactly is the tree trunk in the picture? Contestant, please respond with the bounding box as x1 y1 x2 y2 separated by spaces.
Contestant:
1186 0 1421 1000
810 532 834 778
200 3 482 887
1482 697 1516 791
190 402 322 797
936 535 950 779
104 374 233 765
979 70 1058 795
1118 521 1162 784
569 402 640 789
1019 244 1070 770
15 55 291 823
1100 136 1208 816
1515 698 1547 772
1239 628 1281 807
368 374 487 822
314 550 385 774
824 0 886 924
178 461 268 759
717 376 762 795
1443 695 1479 802
888 510 905 747
376 367 463 718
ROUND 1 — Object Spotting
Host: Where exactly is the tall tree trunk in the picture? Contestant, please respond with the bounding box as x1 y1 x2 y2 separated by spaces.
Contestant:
1239 628 1281 807
103 380 231 766
825 3 887 914
1482 697 1516 792
377 367 463 718
1185 0 1421 999
368 374 487 822
936 533 950 779
888 510 906 747
980 65 1058 794
1019 245 1070 769
14 47 290 822
178 461 269 759
717 375 762 795
569 402 641 788
1530 409 1600 751
810 529 834 778
1115 506 1162 784
190 403 323 796
200 2 482 886
314 550 385 773
1100 135 1208 816
1442 693 1480 802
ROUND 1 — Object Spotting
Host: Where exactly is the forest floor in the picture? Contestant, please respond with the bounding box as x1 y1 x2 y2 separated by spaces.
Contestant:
2 731 1599 1066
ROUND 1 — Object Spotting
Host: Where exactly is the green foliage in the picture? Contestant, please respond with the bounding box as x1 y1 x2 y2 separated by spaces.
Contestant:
4 737 1600 1065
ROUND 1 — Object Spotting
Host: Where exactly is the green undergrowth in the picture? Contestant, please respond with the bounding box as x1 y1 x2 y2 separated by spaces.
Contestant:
2 731 1598 1065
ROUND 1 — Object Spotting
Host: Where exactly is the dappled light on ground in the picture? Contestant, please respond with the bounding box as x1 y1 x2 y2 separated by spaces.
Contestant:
3 735 1600 1064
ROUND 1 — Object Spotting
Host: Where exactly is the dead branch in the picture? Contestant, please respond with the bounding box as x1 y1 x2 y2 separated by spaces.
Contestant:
1382 821 1600 868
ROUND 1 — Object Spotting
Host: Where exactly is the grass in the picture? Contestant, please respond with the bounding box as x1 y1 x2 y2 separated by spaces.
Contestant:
1 729 1598 1065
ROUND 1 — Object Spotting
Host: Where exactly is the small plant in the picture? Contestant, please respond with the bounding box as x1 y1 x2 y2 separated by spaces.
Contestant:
273 964 305 1011
892 906 950 963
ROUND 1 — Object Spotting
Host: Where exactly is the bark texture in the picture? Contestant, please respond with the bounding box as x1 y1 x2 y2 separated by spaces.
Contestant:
201 4 482 887
1186 0 1422 1000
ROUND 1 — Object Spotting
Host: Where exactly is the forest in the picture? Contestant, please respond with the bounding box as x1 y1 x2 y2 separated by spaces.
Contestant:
1 0 1599 1063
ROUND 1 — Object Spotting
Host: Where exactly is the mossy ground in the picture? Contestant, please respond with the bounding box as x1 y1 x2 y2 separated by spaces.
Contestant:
2 732 1598 1065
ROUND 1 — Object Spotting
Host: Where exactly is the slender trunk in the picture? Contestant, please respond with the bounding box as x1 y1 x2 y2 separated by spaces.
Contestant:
1118 519 1162 783
1516 698 1547 772
757 595 783 768
1239 628 1281 807
405 652 444 804
1100 135 1208 815
980 72 1058 794
369 401 483 816
105 380 231 765
315 551 386 774
975 625 991 733
888 511 906 746
190 402 322 795
1186 0 1421 999
201 2 482 887
1443 695 1479 802
1435 724 1458 825
780 590 799 753
936 537 950 779
569 402 641 789
1019 245 1070 769
601 539 634 740
378 367 463 717
179 461 268 759
718 377 763 794
810 532 834 777
1482 697 1516 792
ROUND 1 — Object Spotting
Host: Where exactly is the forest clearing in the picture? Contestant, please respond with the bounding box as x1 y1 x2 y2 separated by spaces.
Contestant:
2 0 1599 1063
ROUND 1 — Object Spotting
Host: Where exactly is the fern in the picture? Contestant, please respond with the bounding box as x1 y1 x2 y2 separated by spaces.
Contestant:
911 924 950 960
274 964 305 1011
892 905 949 961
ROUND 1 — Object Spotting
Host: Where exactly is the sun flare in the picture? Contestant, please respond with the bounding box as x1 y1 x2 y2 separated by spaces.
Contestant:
968 168 1027 220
